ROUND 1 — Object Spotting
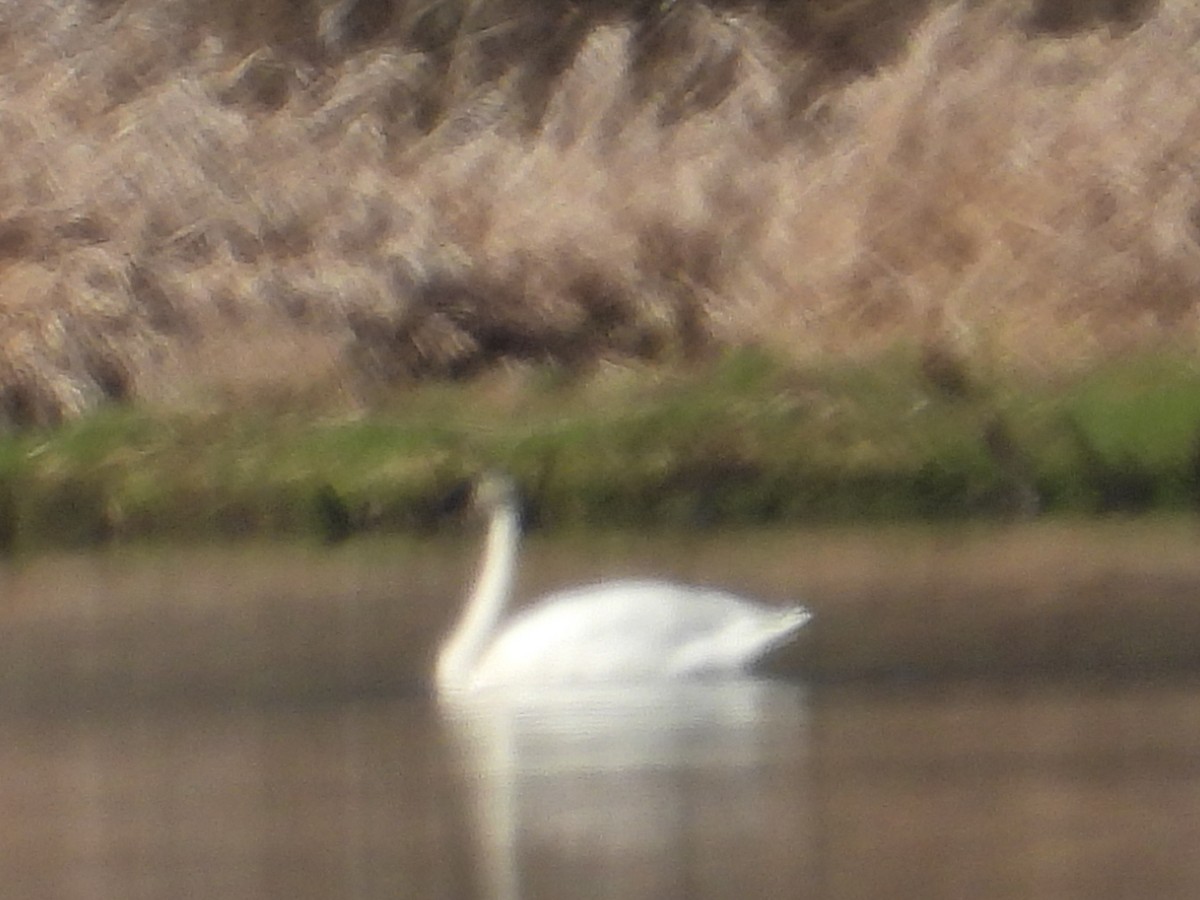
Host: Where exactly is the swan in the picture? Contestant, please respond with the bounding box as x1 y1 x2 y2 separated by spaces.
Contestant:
435 474 812 693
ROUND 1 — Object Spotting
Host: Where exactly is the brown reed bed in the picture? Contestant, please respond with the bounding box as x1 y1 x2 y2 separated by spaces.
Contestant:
0 0 1195 427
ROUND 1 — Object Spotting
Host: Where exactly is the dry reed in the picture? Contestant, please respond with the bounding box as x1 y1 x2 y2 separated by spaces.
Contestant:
0 0 1195 424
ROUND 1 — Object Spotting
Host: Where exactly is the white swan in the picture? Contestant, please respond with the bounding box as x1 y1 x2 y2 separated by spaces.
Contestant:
436 474 812 693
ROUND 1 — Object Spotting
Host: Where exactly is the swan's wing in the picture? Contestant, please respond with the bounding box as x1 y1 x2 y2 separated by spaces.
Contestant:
470 581 809 687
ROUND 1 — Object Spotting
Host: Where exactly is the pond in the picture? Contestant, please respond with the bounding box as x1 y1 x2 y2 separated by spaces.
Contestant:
1 523 1199 898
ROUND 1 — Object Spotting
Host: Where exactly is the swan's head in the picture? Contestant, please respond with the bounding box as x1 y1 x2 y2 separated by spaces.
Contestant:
472 471 519 516
436 472 519 521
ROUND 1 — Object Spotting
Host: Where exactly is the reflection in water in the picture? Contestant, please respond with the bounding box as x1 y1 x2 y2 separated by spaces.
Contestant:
0 686 811 900
439 680 812 900
3 536 1200 899
4 678 1200 898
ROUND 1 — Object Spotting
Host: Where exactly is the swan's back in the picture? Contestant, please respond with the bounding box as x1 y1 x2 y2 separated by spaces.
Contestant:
468 580 810 690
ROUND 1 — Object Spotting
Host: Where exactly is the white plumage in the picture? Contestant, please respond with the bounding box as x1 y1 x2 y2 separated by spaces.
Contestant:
436 475 811 694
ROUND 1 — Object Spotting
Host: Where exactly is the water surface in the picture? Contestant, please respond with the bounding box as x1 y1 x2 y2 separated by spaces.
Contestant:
2 525 1199 898
5 679 1199 899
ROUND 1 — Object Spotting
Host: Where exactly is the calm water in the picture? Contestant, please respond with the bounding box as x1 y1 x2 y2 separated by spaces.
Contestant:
2 527 1199 899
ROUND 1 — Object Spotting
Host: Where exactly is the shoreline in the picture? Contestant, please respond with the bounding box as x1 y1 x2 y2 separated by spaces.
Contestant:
0 350 1197 551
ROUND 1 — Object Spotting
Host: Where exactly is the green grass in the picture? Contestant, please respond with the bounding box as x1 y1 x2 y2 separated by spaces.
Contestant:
0 348 1198 551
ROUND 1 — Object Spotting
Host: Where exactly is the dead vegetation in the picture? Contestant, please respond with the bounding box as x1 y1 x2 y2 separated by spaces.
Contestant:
0 0 1195 425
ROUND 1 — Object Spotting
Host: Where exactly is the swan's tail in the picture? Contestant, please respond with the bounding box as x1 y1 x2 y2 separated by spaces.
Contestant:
754 605 812 658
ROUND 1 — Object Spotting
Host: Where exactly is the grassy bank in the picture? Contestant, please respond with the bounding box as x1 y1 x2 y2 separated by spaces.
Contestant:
2 350 1198 550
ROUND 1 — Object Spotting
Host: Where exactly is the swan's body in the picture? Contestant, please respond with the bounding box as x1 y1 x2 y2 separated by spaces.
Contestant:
436 476 811 694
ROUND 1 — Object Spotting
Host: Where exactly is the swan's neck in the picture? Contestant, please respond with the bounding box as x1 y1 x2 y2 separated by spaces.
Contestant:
437 500 521 691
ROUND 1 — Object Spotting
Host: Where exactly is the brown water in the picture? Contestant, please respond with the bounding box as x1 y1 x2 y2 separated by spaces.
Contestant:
2 527 1200 899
